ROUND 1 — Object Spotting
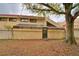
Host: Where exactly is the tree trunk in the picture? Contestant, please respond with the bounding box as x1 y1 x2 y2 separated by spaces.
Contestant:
65 15 77 45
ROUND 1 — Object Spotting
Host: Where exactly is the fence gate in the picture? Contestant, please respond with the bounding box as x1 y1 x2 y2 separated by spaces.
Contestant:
42 27 48 40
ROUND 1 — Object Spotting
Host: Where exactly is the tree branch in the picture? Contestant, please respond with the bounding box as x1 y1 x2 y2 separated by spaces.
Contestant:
39 3 65 14
72 11 79 20
71 3 79 10
32 8 51 11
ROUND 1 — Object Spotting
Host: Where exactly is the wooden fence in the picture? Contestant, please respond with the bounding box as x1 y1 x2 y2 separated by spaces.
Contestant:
0 27 65 39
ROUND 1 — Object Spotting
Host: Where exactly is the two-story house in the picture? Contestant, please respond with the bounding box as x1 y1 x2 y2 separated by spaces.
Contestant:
0 14 61 29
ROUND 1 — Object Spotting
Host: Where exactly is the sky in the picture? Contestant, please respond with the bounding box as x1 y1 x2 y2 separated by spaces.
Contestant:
0 3 20 14
0 3 65 22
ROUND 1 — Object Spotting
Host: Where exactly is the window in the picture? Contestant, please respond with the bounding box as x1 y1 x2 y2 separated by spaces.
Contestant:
0 17 7 21
9 18 17 22
30 19 37 23
20 18 29 22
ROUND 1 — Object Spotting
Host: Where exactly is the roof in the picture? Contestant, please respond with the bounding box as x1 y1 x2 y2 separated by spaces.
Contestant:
13 23 64 30
47 18 62 28
0 14 45 19
13 23 44 28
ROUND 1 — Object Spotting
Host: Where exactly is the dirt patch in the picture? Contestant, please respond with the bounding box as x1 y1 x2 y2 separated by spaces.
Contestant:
0 39 79 56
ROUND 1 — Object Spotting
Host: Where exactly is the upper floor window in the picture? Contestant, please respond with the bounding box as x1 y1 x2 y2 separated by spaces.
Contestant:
0 17 7 21
20 18 29 22
30 19 37 23
9 18 17 22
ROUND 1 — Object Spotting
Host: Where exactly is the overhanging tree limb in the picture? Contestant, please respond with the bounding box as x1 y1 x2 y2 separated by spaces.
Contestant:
39 3 65 14
32 8 51 11
71 3 79 10
72 11 79 20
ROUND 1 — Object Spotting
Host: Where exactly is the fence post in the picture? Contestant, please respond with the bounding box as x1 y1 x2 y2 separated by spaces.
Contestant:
11 28 14 39
42 26 48 40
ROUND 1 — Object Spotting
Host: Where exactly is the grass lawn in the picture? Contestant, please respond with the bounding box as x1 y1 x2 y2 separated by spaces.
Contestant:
0 39 79 56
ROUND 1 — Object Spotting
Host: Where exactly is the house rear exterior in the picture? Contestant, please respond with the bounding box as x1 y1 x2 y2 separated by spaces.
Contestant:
0 14 64 39
0 14 45 29
0 14 61 29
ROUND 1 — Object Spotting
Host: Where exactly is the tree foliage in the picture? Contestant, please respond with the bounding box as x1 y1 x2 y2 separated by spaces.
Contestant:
23 3 79 17
23 3 79 45
23 3 65 16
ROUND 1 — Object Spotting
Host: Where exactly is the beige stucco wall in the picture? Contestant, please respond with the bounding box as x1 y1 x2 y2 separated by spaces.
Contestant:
13 28 42 39
13 29 65 39
0 28 79 39
74 29 79 39
37 18 46 26
0 17 46 29
0 28 65 40
0 21 20 29
48 29 65 39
